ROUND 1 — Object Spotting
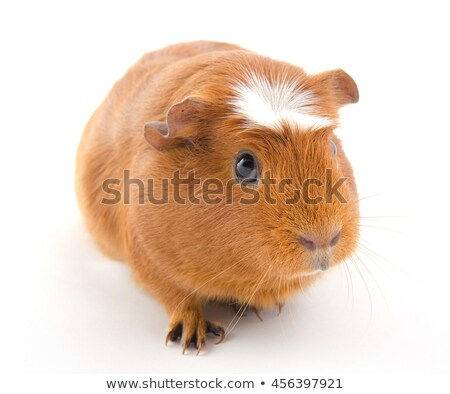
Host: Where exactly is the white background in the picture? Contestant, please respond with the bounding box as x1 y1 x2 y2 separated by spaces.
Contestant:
1 0 449 392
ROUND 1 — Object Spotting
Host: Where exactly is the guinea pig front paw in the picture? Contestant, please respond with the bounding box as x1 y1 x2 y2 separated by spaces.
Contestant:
165 309 225 355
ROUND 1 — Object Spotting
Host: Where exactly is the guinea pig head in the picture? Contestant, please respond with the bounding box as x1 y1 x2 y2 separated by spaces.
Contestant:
142 66 359 283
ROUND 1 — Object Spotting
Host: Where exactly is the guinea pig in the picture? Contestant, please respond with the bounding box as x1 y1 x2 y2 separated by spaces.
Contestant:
75 40 360 354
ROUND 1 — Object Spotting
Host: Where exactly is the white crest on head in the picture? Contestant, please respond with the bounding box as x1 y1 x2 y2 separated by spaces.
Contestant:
230 72 335 131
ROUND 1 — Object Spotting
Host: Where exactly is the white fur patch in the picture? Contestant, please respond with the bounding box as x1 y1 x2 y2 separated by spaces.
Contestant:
230 72 334 131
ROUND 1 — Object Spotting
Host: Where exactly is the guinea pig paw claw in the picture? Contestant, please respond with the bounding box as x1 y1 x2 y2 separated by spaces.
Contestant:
182 332 199 354
195 339 206 356
165 323 182 345
277 302 284 316
206 321 225 344
166 318 225 353
253 308 263 322
182 342 189 355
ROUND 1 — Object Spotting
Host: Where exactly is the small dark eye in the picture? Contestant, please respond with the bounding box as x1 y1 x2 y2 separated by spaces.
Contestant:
234 151 259 184
329 140 337 157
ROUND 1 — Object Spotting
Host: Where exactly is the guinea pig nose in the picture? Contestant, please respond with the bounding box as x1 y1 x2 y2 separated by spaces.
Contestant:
319 261 329 271
329 231 341 247
300 230 341 251
299 235 317 251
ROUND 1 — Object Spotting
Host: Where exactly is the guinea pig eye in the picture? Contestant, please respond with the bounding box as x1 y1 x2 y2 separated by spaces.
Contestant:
234 151 259 184
329 140 337 157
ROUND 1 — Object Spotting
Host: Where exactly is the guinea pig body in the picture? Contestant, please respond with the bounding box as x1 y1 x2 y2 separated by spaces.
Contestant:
76 41 360 353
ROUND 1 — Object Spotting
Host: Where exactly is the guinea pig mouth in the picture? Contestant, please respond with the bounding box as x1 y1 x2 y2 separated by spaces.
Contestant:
291 250 333 278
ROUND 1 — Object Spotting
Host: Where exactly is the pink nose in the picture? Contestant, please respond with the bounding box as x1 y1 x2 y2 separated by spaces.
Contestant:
299 231 341 251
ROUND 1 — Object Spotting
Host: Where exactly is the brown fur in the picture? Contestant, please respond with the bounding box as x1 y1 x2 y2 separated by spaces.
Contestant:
75 41 359 352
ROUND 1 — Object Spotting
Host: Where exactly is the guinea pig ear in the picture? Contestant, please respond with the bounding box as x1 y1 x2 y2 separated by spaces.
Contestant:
144 98 202 151
312 69 359 106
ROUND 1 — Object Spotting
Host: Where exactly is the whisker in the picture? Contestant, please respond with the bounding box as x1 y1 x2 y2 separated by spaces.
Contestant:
355 193 384 202
226 272 266 330
356 244 393 283
276 275 291 343
349 255 373 322
285 278 299 332
225 266 271 336
358 238 419 283
342 259 354 313
353 251 388 309
359 215 409 219
358 223 417 238
172 258 243 315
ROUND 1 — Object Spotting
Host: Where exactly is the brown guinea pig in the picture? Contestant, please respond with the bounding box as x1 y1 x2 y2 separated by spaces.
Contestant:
75 41 360 354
